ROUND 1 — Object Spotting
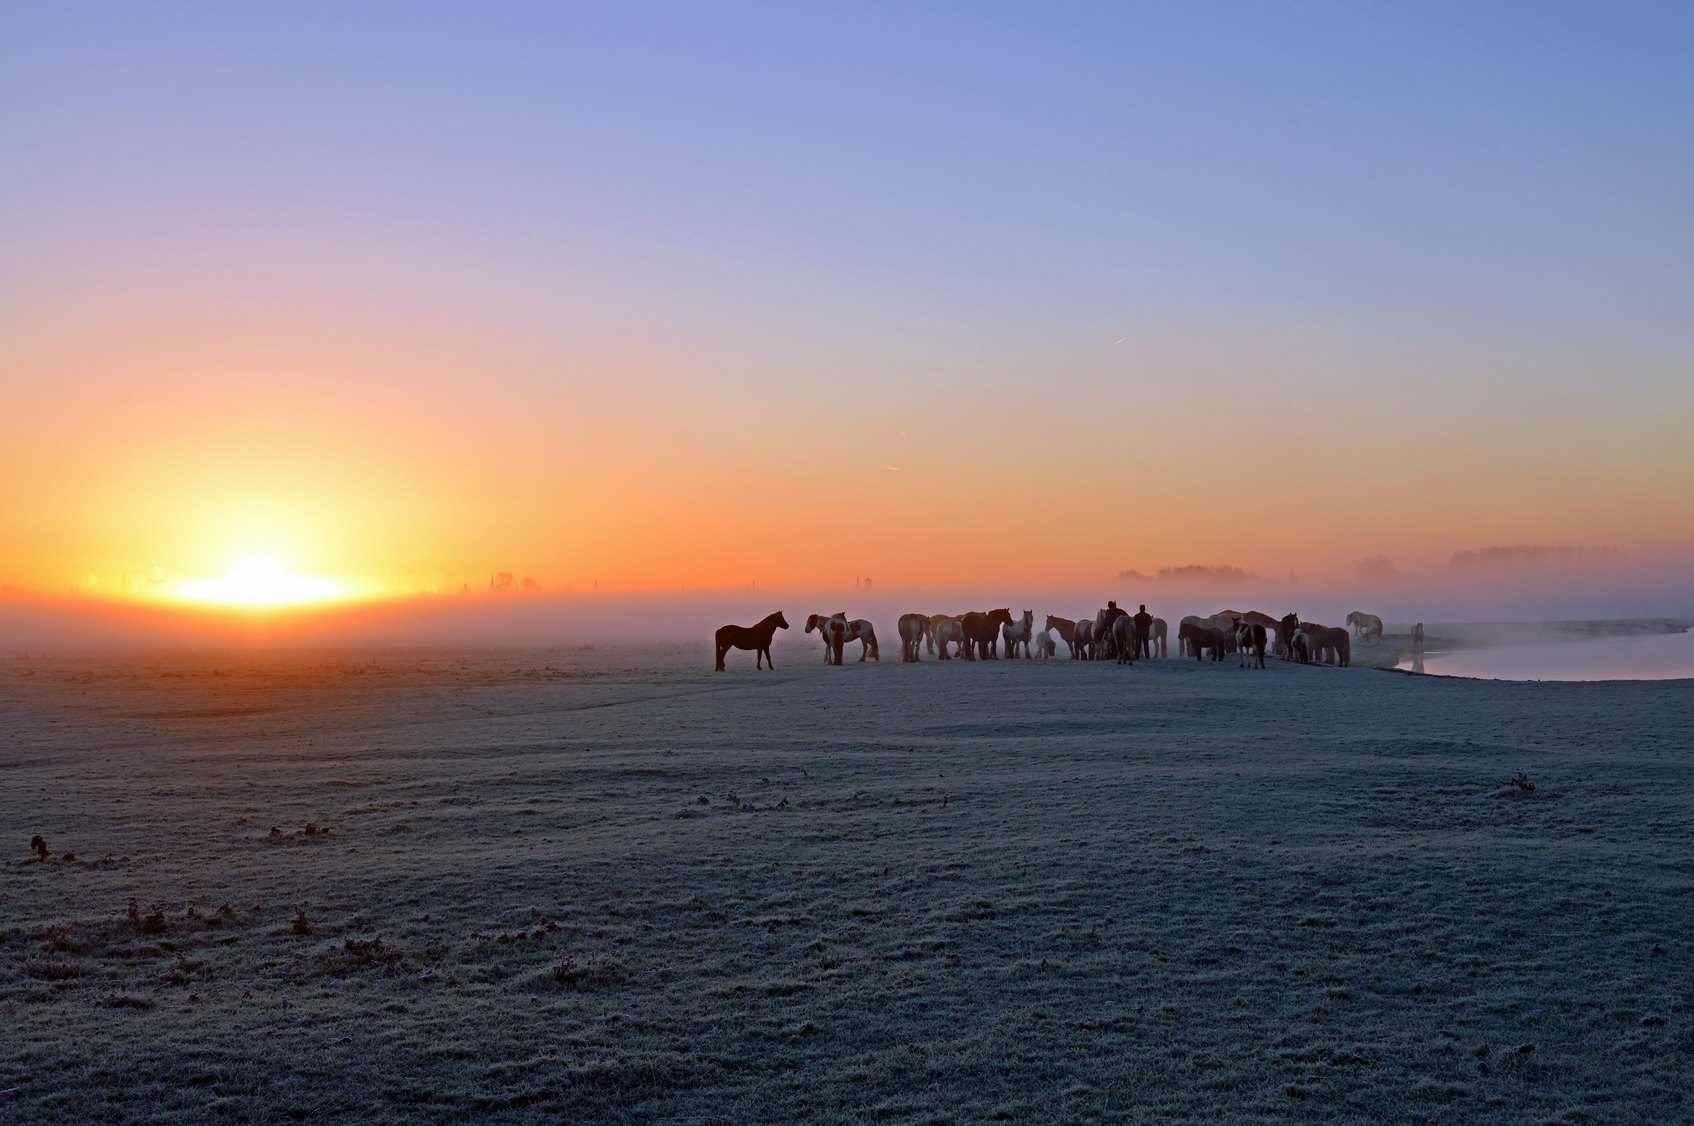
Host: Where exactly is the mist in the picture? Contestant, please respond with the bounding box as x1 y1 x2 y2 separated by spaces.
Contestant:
4 551 1690 654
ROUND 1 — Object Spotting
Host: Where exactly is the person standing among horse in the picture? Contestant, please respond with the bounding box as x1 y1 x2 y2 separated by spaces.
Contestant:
1132 604 1153 659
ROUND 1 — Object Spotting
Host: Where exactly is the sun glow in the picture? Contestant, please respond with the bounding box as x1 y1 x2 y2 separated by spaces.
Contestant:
176 555 342 608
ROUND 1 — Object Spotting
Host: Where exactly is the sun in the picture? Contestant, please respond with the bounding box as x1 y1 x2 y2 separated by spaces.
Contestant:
176 554 342 608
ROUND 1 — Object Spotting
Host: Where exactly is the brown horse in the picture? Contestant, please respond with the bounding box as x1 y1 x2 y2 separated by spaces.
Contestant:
898 613 929 662
1045 614 1079 658
1178 621 1230 662
960 609 1014 660
1276 613 1301 659
714 611 789 671
1309 625 1351 667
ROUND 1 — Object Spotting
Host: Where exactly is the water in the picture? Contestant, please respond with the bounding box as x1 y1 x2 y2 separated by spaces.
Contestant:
1403 628 1694 681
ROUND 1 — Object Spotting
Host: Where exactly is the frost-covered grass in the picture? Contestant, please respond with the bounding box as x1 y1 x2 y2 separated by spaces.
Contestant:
1 646 1689 1122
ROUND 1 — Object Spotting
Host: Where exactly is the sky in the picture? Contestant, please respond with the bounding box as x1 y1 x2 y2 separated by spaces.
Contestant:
3 2 1692 610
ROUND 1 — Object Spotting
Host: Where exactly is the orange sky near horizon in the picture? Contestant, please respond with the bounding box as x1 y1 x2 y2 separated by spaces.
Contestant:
5 294 1691 604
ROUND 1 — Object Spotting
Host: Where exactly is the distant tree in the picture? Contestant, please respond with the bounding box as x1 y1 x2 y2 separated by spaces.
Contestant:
489 572 515 591
1155 564 1259 583
1355 555 1398 579
519 577 541 593
1116 569 1153 582
1451 545 1620 570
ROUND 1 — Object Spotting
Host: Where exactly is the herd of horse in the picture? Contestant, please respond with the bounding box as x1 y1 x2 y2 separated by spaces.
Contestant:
714 605 1392 671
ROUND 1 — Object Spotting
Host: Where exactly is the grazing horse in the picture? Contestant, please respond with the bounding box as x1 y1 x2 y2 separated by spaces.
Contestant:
1290 628 1312 663
1314 626 1352 667
806 613 879 663
1033 629 1056 658
1002 610 1035 657
933 618 967 660
1150 617 1168 658
1299 623 1351 667
960 609 1014 660
1072 618 1095 661
1233 617 1268 669
1347 611 1384 644
1045 615 1079 658
714 611 789 671
1178 615 1204 657
1178 621 1230 661
1110 615 1139 666
898 613 930 662
1198 613 1241 652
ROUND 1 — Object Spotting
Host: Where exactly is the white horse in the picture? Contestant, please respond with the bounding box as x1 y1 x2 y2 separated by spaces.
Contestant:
1033 628 1056 658
933 618 967 660
1347 611 1384 644
1002 610 1035 658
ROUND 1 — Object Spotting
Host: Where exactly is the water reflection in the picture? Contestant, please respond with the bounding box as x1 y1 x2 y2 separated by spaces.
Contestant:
1404 629 1694 681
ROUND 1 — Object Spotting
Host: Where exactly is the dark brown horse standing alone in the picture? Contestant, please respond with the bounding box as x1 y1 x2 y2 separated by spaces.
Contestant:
714 611 789 671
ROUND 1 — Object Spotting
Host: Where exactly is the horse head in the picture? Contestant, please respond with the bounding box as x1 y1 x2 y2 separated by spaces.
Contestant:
990 608 1013 626
774 612 790 630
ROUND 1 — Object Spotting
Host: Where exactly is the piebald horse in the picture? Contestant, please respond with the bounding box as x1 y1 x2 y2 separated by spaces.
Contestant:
714 611 789 671
1002 610 1035 658
806 613 879 664
1233 617 1267 669
1072 617 1095 661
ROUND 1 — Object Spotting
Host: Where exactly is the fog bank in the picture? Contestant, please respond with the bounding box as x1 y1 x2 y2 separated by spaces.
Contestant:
4 559 1691 654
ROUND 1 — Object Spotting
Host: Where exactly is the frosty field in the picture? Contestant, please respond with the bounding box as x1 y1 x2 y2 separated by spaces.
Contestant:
2 644 1690 1123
